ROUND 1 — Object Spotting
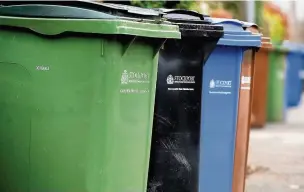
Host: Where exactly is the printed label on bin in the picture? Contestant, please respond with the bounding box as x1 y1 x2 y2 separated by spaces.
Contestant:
208 79 232 95
166 74 195 91
166 74 195 84
120 70 151 94
119 88 150 94
36 66 50 71
241 76 251 90
121 70 150 85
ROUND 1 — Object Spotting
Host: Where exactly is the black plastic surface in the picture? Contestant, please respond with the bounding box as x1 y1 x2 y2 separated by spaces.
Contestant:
158 8 205 21
0 1 163 20
156 8 224 38
148 36 219 192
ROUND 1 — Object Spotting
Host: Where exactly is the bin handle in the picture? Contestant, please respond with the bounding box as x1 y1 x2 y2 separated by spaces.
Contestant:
157 8 204 20
100 3 161 16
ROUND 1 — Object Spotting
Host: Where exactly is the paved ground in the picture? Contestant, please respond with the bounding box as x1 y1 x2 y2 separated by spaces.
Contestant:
246 95 304 192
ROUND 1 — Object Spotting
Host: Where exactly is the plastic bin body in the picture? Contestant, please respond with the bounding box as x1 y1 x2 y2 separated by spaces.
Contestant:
284 42 303 108
148 10 223 192
302 55 304 92
233 23 269 192
199 19 261 192
0 2 180 192
251 38 272 128
302 57 304 92
301 44 304 92
267 47 287 122
233 48 256 192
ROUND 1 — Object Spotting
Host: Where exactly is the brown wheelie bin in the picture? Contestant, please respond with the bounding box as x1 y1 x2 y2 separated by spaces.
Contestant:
232 22 265 192
250 37 273 127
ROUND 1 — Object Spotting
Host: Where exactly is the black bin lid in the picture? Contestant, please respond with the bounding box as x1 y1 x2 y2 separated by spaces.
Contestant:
0 0 163 20
157 8 224 38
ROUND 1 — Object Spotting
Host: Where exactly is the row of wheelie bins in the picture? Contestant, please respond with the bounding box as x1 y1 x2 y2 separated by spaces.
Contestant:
0 1 302 192
251 40 304 128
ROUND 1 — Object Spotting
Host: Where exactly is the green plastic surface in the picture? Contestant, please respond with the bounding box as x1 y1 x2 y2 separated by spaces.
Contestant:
267 47 287 122
0 16 181 38
0 16 180 192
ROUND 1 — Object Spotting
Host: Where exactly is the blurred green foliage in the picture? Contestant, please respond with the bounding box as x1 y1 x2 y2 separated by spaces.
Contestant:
128 0 242 17
129 0 199 11
255 1 263 27
129 0 166 9
222 2 239 17
174 1 200 12
109 0 245 20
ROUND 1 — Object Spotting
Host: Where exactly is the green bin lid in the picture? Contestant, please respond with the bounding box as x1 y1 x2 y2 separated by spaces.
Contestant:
0 1 181 39
0 1 163 20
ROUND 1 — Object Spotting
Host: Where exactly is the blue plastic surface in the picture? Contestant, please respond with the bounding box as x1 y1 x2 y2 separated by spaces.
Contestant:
199 19 261 192
301 45 304 92
206 18 261 47
296 44 304 92
283 41 304 107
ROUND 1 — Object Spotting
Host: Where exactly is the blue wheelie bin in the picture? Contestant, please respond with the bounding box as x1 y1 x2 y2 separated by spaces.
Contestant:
283 41 304 107
199 18 261 192
299 44 304 92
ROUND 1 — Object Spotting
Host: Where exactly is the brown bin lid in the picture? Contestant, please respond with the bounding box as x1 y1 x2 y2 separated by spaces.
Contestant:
243 24 272 49
261 37 272 49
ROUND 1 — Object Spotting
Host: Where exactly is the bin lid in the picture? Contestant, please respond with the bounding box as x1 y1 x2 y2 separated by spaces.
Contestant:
0 1 181 39
0 0 163 20
282 41 303 54
272 43 289 53
242 21 272 49
155 9 224 38
206 18 261 47
261 37 272 49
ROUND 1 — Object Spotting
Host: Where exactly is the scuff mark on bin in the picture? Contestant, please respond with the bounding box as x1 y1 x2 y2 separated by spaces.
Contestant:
161 138 177 150
173 152 191 172
148 180 162 192
154 113 173 128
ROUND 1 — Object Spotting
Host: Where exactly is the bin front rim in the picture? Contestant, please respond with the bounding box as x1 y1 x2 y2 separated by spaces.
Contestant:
218 33 261 47
0 16 181 39
207 18 262 47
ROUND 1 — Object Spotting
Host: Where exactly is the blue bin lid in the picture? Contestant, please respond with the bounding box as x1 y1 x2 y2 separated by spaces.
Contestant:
282 40 304 54
206 18 261 48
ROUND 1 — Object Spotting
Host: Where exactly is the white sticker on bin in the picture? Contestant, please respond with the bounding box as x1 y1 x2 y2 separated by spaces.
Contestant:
241 76 251 84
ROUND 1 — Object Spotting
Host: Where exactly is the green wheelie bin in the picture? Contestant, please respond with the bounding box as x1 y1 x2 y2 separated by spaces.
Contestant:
0 1 180 192
267 44 288 122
